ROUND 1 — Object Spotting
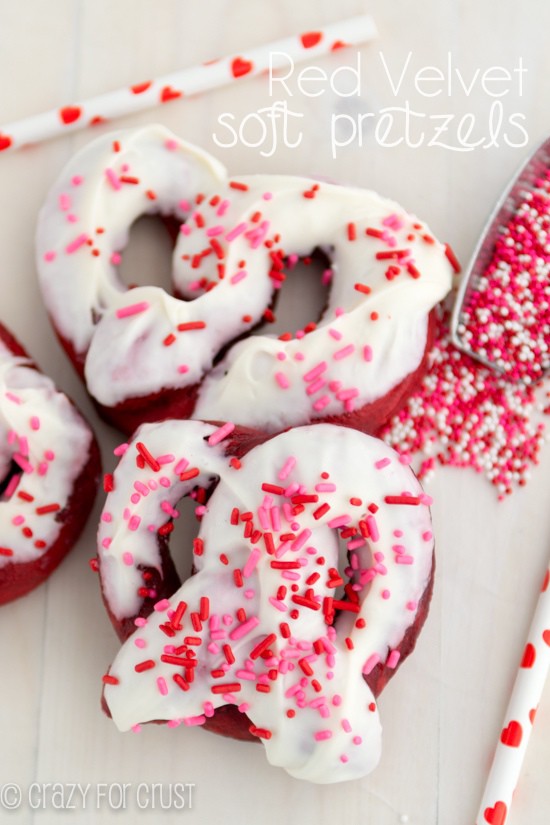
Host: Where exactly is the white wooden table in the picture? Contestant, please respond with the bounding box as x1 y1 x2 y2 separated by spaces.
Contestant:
0 1 549 823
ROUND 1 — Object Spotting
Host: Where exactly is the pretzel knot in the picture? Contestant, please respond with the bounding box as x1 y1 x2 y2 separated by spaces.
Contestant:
0 323 99 604
99 420 434 782
37 125 452 435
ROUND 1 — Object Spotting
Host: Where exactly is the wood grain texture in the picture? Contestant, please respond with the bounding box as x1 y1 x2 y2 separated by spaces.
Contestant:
0 1 549 822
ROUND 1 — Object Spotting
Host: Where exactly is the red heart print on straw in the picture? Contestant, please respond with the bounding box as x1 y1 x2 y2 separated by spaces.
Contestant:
0 15 377 154
476 563 550 824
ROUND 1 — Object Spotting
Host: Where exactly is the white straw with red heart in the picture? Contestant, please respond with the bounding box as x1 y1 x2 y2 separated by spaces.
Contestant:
476 562 550 825
0 14 377 154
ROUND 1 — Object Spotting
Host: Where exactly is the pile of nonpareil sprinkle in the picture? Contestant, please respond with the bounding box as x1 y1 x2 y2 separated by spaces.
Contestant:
382 170 550 500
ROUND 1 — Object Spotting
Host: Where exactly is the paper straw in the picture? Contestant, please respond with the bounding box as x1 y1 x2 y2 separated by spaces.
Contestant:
0 15 377 154
476 563 550 825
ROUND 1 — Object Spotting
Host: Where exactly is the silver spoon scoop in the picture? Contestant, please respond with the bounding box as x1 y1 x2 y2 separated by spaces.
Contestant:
450 136 550 382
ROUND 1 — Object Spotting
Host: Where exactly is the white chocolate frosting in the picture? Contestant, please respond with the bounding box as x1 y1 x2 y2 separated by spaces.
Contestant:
99 420 434 783
0 338 93 568
36 127 452 432
35 123 227 357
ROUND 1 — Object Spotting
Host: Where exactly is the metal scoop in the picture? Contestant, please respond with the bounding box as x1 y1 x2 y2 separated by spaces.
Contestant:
450 136 550 379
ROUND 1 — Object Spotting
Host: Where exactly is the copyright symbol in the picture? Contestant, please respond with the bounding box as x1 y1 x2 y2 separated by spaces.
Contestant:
0 784 22 809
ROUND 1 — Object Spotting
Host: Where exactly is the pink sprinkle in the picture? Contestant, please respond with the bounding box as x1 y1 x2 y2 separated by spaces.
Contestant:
422 531 433 541
306 378 326 396
270 506 281 532
230 269 247 285
131 725 142 733
135 617 147 627
216 199 230 216
383 213 404 230
337 388 359 401
375 457 391 470
157 454 175 465
407 600 418 611
13 454 33 474
58 193 71 211
134 638 146 648
387 650 401 669
363 345 373 361
348 538 366 550
329 328 342 341
268 597 288 612
381 589 391 599
177 365 189 374
363 653 381 675
303 362 327 382
111 252 122 265
328 515 351 529
278 456 296 480
128 515 141 531
156 677 168 696
183 715 206 727
333 344 355 361
43 250 56 262
366 515 379 542
236 669 256 681
114 443 129 456
225 222 247 241
341 719 352 733
5 393 21 405
322 268 333 285
291 529 311 551
116 302 150 319
314 730 333 741
134 481 149 497
313 396 331 412
229 616 260 640
71 175 83 186
165 139 178 151
65 233 89 254
275 372 290 389
262 192 273 201
30 416 40 431
179 199 191 211
208 422 235 446
3 475 19 499
45 450 55 461
243 548 261 578
206 225 224 237
12 515 24 526
174 458 189 475
105 168 121 190
315 482 336 492
122 552 134 566
179 224 191 236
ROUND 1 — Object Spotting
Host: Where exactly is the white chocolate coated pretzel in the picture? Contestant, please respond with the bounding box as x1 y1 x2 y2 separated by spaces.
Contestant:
99 420 434 783
37 127 452 433
0 326 97 603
